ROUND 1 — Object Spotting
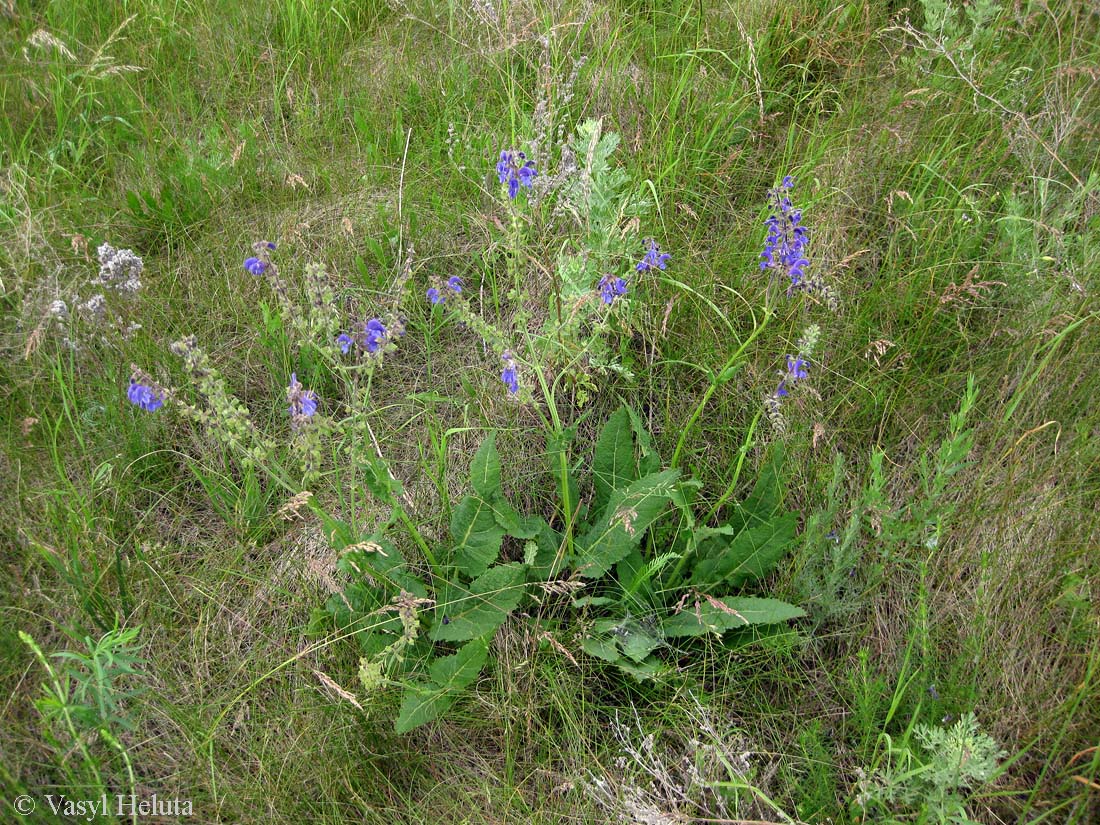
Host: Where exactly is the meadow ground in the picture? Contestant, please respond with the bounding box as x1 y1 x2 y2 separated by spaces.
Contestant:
1 1 1098 822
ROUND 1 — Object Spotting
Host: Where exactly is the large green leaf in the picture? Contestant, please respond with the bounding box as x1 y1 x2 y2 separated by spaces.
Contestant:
592 407 635 513
450 494 505 578
725 445 786 532
625 404 662 475
395 638 489 733
662 596 805 637
431 563 526 642
574 469 681 579
488 497 540 539
526 518 564 581
470 433 501 500
690 511 798 589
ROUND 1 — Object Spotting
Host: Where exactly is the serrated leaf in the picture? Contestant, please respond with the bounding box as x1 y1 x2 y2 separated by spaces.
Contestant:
690 511 798 588
592 407 635 513
450 495 505 577
470 433 501 499
395 638 489 733
662 596 805 638
431 563 526 642
574 469 681 579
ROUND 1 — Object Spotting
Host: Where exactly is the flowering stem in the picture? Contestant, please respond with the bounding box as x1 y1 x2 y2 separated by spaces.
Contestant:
394 505 442 578
663 410 762 591
704 407 763 524
525 334 576 572
669 307 772 470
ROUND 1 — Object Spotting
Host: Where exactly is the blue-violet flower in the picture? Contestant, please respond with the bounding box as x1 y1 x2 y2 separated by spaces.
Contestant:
636 238 671 273
244 256 267 276
496 150 537 199
598 274 628 304
363 318 386 353
287 373 318 418
127 379 163 412
501 351 519 395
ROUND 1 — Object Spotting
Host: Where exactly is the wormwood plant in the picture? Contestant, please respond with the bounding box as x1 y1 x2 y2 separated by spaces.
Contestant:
852 713 1005 824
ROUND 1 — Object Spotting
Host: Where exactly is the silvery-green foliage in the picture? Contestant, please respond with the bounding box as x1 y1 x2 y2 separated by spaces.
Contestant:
855 713 1005 824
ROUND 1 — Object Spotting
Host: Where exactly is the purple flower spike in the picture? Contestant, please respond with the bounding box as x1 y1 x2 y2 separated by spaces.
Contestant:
287 372 318 419
496 150 537 200
447 275 463 293
244 257 267 276
761 175 810 295
336 333 353 354
427 287 443 305
127 379 163 412
598 274 628 304
636 238 671 273
500 351 519 395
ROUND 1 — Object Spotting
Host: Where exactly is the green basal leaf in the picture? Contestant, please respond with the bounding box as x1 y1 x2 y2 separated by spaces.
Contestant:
618 621 661 663
662 596 805 638
614 656 668 681
395 637 489 733
489 498 540 539
337 537 405 578
572 596 617 608
580 633 621 662
624 404 662 475
450 494 505 578
725 445 786 533
592 406 636 513
690 511 798 589
574 468 681 579
431 562 526 642
527 518 564 582
470 433 501 500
